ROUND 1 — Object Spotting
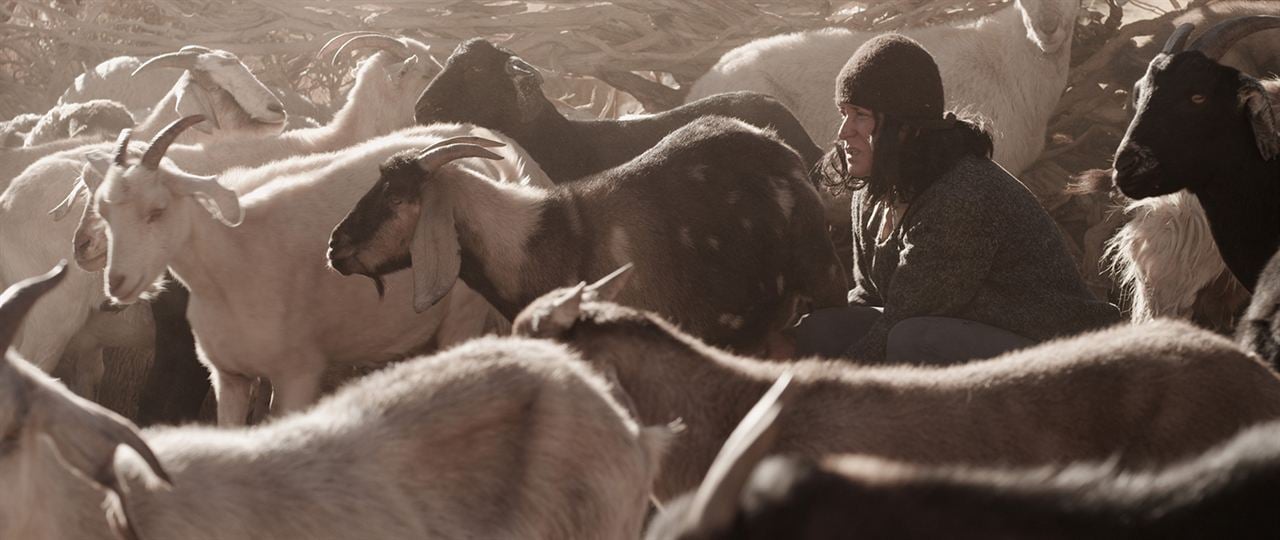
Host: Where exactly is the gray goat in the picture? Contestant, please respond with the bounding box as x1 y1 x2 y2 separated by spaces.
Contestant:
0 263 670 540
648 372 1280 540
512 268 1280 501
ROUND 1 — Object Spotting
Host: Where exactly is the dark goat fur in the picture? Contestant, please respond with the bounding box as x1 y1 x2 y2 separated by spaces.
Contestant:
414 38 824 181
331 116 847 354
1113 18 1280 291
511 287 1280 502
650 419 1280 540
1237 248 1280 370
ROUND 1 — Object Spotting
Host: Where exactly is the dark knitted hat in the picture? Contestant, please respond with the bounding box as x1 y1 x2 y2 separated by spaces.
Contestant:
836 34 948 127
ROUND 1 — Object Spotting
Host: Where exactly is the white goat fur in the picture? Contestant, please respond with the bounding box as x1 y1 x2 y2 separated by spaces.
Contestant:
59 56 183 120
0 43 433 397
1105 191 1246 325
0 49 284 400
515 289 1280 501
1106 12 1280 327
687 0 1077 176
92 123 551 424
1 333 671 540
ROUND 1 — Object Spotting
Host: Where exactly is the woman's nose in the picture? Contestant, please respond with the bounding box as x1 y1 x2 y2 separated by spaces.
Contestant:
837 116 855 139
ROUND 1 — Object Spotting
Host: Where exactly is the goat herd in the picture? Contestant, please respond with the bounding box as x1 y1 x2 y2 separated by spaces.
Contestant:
4 2 1280 538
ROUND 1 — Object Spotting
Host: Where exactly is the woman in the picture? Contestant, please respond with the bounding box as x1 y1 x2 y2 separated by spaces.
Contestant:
794 33 1120 364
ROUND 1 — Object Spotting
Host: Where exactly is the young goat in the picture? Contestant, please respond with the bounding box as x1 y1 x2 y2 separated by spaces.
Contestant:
0 264 671 540
329 116 848 356
513 268 1280 501
649 372 1280 540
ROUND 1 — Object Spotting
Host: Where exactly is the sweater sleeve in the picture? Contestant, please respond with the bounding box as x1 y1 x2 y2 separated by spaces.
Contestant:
848 188 999 362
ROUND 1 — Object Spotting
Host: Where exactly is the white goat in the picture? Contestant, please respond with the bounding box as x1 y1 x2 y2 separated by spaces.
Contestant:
21 99 135 147
513 269 1280 500
0 264 671 540
688 0 1079 176
0 46 288 397
84 117 551 424
0 34 432 399
60 56 183 120
1105 191 1250 331
0 112 41 147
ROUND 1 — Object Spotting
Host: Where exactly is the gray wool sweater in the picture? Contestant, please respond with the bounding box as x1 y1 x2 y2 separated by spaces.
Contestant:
846 155 1121 362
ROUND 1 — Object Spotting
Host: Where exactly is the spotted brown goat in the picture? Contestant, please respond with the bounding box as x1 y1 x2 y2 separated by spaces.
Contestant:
329 116 848 356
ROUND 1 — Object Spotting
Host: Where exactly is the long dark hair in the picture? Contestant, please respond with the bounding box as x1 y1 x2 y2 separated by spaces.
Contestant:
816 111 994 206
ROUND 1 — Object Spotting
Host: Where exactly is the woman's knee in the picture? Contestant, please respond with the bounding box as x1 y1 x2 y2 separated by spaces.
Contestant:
887 317 1033 365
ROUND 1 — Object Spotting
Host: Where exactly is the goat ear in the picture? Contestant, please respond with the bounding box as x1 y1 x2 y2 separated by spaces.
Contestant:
174 78 219 134
81 150 114 191
684 372 796 535
167 170 243 226
1240 75 1280 161
409 192 460 312
530 281 586 335
74 201 110 272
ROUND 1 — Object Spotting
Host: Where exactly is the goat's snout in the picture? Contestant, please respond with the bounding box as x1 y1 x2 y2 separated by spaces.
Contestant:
1113 146 1143 176
327 233 360 275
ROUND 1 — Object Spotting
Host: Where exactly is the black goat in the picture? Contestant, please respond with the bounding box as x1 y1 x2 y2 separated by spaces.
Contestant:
1112 16 1280 291
415 39 824 181
649 372 1280 540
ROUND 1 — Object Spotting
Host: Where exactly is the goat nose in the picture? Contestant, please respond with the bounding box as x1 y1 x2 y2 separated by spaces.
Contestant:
108 273 125 292
1114 148 1140 174
267 102 285 114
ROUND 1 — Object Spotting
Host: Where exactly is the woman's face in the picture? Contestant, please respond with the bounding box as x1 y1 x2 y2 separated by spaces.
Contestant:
837 103 875 177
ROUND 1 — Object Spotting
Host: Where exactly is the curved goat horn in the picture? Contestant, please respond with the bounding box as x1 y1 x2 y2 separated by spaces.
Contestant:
132 51 201 77
113 129 132 167
0 261 68 352
179 45 214 54
422 136 506 154
1162 23 1195 55
332 34 410 65
414 143 505 173
140 115 205 170
1191 15 1280 60
317 31 383 63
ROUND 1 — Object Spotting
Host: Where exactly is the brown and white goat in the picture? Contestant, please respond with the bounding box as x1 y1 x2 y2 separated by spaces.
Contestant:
0 263 670 540
328 115 848 356
512 268 1280 500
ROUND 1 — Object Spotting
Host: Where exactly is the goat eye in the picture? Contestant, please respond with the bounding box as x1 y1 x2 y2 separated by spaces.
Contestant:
1190 94 1206 105
146 208 165 223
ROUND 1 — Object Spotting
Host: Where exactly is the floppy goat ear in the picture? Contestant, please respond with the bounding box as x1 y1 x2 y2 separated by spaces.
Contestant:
174 75 220 134
167 170 243 226
409 189 461 312
681 372 796 536
1240 74 1280 161
409 139 506 312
